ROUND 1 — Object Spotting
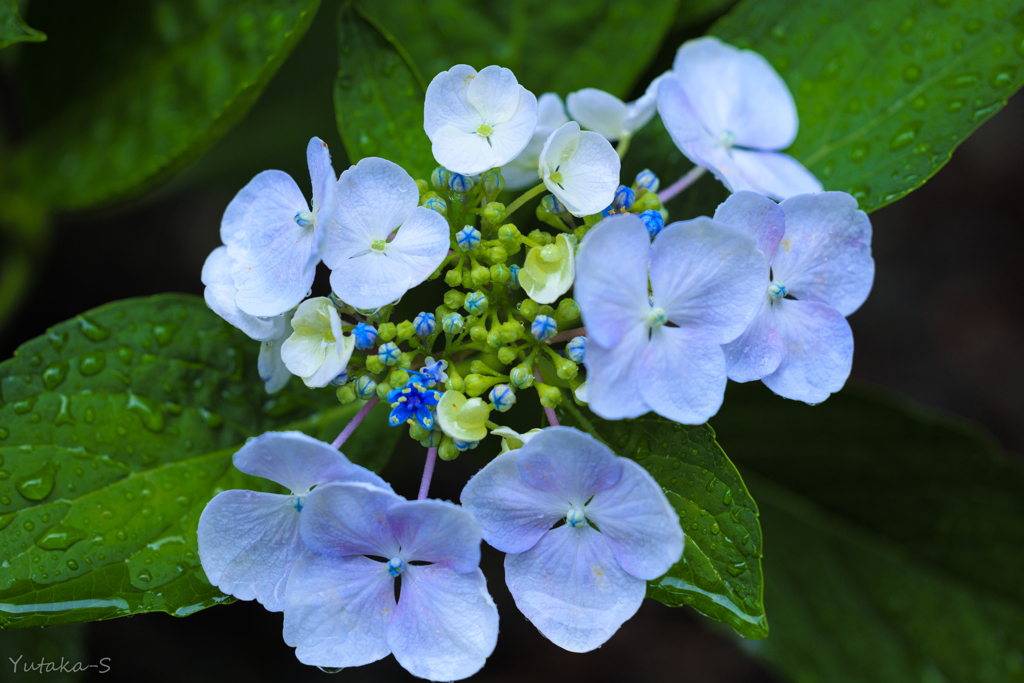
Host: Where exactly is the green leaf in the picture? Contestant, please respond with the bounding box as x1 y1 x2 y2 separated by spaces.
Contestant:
712 383 1024 683
360 0 680 98
0 624 85 682
710 0 1024 212
335 2 434 180
8 0 321 211
0 0 45 50
0 295 403 628
559 401 767 640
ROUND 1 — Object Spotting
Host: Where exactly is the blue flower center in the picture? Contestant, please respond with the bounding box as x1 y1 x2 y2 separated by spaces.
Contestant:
768 281 788 301
294 210 315 229
647 306 667 328
293 496 305 513
716 130 736 149
566 507 587 528
386 556 405 577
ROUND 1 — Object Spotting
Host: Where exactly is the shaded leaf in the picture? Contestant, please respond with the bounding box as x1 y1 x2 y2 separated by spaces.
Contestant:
0 0 44 50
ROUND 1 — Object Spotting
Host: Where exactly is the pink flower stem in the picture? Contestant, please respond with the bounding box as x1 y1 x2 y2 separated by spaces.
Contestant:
658 166 707 204
417 447 438 500
546 327 586 344
331 396 379 449
533 367 561 427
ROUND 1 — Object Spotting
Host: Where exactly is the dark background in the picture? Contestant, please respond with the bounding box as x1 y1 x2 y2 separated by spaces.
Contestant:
1 4 1023 681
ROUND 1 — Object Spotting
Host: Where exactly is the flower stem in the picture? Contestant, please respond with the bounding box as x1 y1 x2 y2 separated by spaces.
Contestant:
544 406 560 427
546 326 586 344
503 182 547 220
331 396 379 449
417 446 438 500
616 135 632 160
658 166 707 203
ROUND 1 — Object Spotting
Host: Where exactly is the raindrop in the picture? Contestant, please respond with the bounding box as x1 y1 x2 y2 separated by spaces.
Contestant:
989 64 1018 88
963 18 983 34
117 346 134 364
15 463 57 501
79 351 107 376
848 142 870 162
37 524 87 550
947 98 966 113
942 71 980 88
77 316 111 341
0 428 7 440
902 64 922 83
152 323 179 346
889 121 923 150
42 361 69 390
126 393 165 432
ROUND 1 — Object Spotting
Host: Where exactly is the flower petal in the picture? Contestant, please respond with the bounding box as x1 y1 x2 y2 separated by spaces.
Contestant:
730 149 823 201
621 75 663 135
515 427 622 507
671 36 798 150
258 334 292 394
307 136 336 217
657 76 740 184
712 190 786 262
201 246 285 341
649 217 767 343
547 126 620 216
197 489 303 612
503 93 568 190
283 553 394 668
233 431 391 494
387 566 498 681
504 525 645 653
388 499 482 573
584 323 650 420
467 65 523 125
574 214 650 348
431 125 501 176
722 297 784 382
384 207 452 291
460 452 567 554
424 64 485 137
538 92 569 128
639 326 728 424
486 86 539 169
329 251 412 311
586 459 683 580
762 299 854 404
773 192 874 316
300 481 403 558
566 88 628 141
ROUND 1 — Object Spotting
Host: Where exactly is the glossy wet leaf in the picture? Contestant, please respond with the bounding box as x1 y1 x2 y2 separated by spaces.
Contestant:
0 295 402 628
360 0 680 98
712 383 1024 682
709 0 1024 212
335 2 434 180
8 0 321 211
559 402 767 640
0 0 45 50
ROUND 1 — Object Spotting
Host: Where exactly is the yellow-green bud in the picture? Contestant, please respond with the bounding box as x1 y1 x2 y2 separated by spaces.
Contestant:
631 191 662 213
444 290 466 309
482 202 505 223
438 437 460 461
409 422 431 441
470 360 498 376
487 245 508 264
500 320 521 343
486 329 502 348
388 368 410 387
510 364 534 389
463 373 498 397
365 355 385 374
528 229 553 246
555 357 578 380
555 298 580 323
447 366 464 391
445 267 463 287
469 323 488 342
537 383 563 408
497 346 518 365
471 265 490 286
573 225 589 243
538 305 556 318
399 352 415 369
518 299 540 320
396 320 415 342
435 304 453 321
462 271 474 289
421 190 441 204
498 223 520 244
490 263 511 283
377 322 397 342
415 179 430 196
336 384 357 404
376 382 392 400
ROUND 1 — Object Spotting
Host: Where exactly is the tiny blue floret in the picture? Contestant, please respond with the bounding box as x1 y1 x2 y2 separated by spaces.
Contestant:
386 556 405 577
639 210 665 239
464 291 488 315
454 439 480 451
612 185 635 211
456 226 482 251
294 210 315 228
378 342 402 366
566 336 587 363
416 357 448 387
566 507 586 528
531 314 558 341
449 173 475 193
353 322 377 350
413 311 437 337
489 384 516 412
387 381 441 430
635 169 660 193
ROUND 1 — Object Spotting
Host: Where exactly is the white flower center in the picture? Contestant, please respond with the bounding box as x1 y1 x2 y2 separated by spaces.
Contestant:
716 130 736 149
768 281 787 301
566 506 586 528
294 210 315 229
647 306 667 328
548 170 564 185
539 244 562 263
371 239 387 252
386 556 405 577
477 123 493 137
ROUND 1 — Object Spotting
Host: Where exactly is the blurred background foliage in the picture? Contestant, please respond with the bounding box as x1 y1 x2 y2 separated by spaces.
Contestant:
1 0 1024 682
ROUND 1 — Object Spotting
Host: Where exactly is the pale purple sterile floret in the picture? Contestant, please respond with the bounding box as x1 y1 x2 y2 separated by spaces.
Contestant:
196 432 391 613
460 427 683 653
714 191 875 403
574 213 767 424
657 36 822 200
283 482 498 681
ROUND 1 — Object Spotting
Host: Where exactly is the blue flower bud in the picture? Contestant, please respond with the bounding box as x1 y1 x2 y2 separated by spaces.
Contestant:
456 226 481 251
378 342 401 367
509 264 521 288
352 322 377 350
635 169 660 193
431 166 451 191
639 209 665 239
355 375 377 400
413 311 436 337
442 312 465 335
489 384 516 412
612 184 635 211
424 196 447 216
329 368 349 386
454 438 480 451
566 336 587 362
482 169 505 196
449 173 475 193
540 194 568 215
531 314 558 341
464 291 488 315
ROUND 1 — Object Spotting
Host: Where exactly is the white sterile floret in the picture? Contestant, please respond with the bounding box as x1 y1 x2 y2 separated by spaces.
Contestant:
321 157 450 310
202 246 288 342
502 93 569 190
574 214 767 424
538 122 620 217
565 77 663 142
221 137 337 317
657 37 822 200
281 297 355 388
196 432 392 612
424 65 539 176
461 427 683 653
258 311 294 394
518 233 576 304
713 191 874 403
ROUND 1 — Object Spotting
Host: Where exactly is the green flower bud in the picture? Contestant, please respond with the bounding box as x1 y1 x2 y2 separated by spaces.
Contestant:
421 190 441 204
388 368 410 388
336 384 357 405
486 328 502 348
469 323 488 342
444 267 463 287
528 229 553 246
482 169 505 196
497 346 518 365
420 431 443 448
490 263 511 283
536 201 566 231
396 320 415 342
631 191 662 213
510 364 534 389
448 368 464 391
444 289 466 310
399 352 415 369
500 320 521 343
555 357 578 380
438 437 460 462
365 355 385 374
469 360 498 376
555 298 580 324
537 383 563 408
462 271 474 289
482 202 505 223
431 166 451 191
471 265 491 286
573 225 589 243
409 422 431 441
376 382 392 400
487 245 508 264
463 373 498 397
538 304 556 318
415 179 430 196
377 322 397 342
518 299 540 320
498 223 521 244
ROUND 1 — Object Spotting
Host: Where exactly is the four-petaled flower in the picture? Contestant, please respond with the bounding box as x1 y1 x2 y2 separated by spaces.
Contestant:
283 482 498 680
713 191 874 402
388 381 441 430
460 427 683 652
518 233 576 305
424 65 539 176
502 93 569 190
574 214 766 424
281 297 355 388
539 121 620 217
657 37 822 200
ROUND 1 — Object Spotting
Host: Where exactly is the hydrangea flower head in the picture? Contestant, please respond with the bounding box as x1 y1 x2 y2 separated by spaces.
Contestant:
502 93 570 190
565 80 662 142
197 432 391 612
539 121 620 217
284 482 498 680
424 65 539 176
574 214 766 424
281 297 355 388
518 233 576 305
220 137 336 317
460 427 683 652
322 157 450 310
657 37 822 200
713 191 874 402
